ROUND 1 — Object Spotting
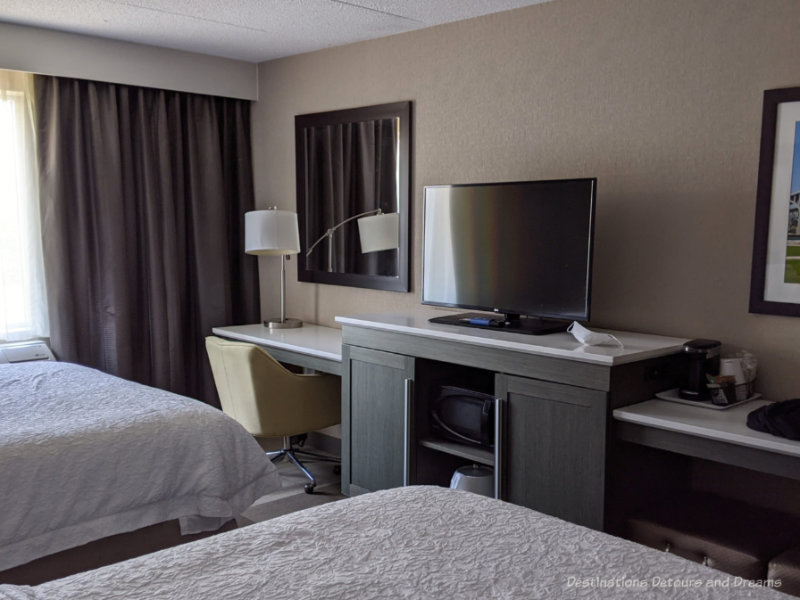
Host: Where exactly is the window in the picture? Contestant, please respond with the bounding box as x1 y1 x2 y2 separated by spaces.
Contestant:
0 70 49 341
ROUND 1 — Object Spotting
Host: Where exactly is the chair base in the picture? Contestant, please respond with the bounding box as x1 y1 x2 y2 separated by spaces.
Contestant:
267 436 340 494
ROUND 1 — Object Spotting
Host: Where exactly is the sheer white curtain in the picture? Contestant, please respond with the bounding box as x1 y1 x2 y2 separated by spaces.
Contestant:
0 69 49 341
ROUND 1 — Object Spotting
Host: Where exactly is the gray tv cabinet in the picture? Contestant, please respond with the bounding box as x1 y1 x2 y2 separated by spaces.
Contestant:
336 314 686 531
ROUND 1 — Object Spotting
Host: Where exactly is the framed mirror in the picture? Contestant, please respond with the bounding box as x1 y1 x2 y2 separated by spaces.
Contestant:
295 101 410 291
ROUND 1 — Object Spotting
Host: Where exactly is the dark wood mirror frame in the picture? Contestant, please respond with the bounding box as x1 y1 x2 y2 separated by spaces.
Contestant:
295 101 411 292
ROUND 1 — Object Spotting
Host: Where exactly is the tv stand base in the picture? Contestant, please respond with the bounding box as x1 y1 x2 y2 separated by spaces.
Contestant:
428 313 570 335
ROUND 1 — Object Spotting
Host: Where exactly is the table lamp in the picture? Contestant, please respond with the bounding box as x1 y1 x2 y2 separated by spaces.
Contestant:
245 208 302 329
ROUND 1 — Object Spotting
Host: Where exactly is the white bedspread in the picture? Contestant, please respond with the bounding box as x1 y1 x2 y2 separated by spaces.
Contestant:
0 486 786 599
0 361 281 571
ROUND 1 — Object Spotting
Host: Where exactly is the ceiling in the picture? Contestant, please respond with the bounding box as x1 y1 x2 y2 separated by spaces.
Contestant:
0 1 550 63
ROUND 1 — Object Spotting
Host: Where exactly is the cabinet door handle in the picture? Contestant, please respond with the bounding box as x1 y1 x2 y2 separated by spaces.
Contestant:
403 378 414 487
494 396 505 500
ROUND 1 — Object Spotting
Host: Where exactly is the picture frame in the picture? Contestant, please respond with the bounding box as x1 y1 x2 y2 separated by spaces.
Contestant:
749 87 800 316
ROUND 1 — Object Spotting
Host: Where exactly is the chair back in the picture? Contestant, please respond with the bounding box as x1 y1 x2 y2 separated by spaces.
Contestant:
205 335 341 437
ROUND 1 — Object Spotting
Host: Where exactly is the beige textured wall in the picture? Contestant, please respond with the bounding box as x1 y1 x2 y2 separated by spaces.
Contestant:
252 0 800 401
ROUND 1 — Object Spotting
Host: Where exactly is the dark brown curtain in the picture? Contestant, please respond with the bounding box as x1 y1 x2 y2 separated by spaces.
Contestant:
34 75 258 406
304 118 398 275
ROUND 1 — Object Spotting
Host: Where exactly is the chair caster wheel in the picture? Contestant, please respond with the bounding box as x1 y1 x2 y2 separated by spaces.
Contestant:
333 465 341 475
304 484 316 494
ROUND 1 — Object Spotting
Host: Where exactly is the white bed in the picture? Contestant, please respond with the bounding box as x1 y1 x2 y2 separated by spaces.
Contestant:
0 486 786 599
0 361 281 574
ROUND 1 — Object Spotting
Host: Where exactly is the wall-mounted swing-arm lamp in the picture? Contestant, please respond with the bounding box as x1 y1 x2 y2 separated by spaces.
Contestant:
305 208 399 272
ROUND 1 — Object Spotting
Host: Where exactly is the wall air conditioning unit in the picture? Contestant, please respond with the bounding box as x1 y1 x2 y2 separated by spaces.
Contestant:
0 340 56 363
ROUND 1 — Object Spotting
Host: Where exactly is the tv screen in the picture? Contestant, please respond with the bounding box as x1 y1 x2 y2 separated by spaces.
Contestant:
422 179 596 334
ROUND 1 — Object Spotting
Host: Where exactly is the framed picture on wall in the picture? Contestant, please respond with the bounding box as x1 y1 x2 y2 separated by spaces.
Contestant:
750 87 800 316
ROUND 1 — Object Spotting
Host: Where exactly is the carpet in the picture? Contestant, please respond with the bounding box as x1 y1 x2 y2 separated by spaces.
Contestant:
238 483 346 525
237 455 345 526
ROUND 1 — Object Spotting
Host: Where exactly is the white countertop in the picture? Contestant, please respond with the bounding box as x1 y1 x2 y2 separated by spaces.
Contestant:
335 313 687 366
614 399 800 458
211 323 342 362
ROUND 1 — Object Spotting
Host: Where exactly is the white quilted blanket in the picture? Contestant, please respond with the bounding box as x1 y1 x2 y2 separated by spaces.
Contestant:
0 361 281 571
0 486 786 599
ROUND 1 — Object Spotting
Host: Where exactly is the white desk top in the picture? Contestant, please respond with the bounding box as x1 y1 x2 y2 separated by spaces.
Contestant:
211 324 342 362
335 313 687 366
614 399 800 458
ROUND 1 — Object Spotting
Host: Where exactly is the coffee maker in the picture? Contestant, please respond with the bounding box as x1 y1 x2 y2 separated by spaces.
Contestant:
679 339 721 400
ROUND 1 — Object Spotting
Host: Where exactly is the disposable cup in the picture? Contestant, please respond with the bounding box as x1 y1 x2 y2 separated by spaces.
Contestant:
719 358 746 385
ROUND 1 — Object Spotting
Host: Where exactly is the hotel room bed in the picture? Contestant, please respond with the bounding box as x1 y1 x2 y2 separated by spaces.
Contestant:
0 486 786 599
0 361 281 578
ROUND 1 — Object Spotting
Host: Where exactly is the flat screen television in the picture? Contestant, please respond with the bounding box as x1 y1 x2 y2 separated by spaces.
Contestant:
422 178 596 335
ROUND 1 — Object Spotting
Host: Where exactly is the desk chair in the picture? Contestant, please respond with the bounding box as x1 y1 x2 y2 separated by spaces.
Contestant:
205 335 341 493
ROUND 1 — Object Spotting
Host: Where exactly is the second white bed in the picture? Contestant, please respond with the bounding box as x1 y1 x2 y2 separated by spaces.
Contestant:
0 486 786 600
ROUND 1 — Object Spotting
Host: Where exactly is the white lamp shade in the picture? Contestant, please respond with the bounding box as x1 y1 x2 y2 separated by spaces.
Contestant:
357 212 399 253
245 209 300 255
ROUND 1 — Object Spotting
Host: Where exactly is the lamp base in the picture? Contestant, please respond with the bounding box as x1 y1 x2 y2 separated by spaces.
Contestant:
265 318 303 329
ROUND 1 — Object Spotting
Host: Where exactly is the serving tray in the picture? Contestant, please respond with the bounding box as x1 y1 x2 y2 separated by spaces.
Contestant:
654 387 761 410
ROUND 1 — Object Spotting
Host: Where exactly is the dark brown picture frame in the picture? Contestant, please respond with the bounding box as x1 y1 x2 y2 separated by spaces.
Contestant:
749 87 800 316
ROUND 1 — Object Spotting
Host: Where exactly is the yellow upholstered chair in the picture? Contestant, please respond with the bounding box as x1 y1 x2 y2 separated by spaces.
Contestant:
205 335 341 493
